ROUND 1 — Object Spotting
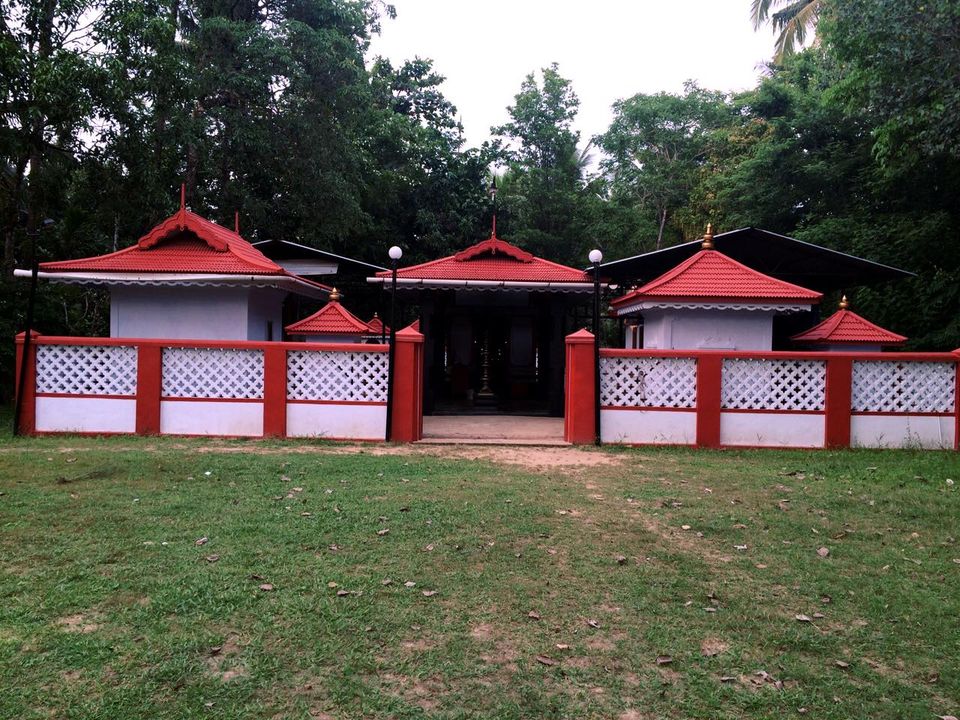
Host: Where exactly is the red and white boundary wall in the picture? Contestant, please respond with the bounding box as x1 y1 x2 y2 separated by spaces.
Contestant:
14 328 424 442
565 331 960 450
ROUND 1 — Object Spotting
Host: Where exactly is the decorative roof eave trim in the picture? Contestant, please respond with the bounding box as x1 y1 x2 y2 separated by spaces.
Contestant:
14 269 330 300
613 300 813 316
365 277 603 292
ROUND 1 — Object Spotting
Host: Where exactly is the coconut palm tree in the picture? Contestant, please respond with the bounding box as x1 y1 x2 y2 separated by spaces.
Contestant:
751 0 822 62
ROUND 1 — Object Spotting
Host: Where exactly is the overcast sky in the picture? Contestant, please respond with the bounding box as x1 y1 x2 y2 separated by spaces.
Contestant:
368 0 775 151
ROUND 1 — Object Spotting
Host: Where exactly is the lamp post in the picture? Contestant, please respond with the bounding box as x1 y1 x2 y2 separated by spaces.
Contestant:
13 218 54 436
385 245 402 441
588 248 603 446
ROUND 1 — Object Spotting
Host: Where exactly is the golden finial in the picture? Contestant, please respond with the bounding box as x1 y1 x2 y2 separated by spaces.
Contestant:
839 295 849 310
702 223 714 250
329 287 341 302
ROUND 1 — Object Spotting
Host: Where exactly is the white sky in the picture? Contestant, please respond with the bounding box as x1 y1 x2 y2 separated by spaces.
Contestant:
368 0 775 151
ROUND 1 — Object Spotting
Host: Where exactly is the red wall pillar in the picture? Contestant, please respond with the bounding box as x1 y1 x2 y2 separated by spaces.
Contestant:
390 325 424 442
135 344 162 435
263 345 287 438
695 354 722 448
953 350 960 451
564 329 595 444
824 356 853 448
13 331 39 435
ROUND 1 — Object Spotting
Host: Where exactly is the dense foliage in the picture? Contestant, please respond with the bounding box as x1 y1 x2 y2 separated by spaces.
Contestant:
2 0 959 391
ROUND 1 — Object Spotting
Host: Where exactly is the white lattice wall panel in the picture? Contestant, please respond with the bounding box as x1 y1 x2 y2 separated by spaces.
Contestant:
287 350 388 403
36 345 137 396
600 357 697 408
852 361 955 413
722 358 826 411
162 348 264 399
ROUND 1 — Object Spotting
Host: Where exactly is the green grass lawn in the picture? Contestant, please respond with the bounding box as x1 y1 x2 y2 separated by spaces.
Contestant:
0 428 958 719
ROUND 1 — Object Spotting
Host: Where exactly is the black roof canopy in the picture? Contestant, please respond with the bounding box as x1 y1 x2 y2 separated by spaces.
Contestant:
593 227 913 293
252 239 385 276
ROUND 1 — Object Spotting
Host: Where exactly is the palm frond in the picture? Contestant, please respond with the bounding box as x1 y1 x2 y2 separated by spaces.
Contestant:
750 0 776 30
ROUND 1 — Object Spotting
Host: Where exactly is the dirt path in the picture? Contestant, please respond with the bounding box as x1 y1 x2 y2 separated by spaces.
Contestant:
2 439 631 474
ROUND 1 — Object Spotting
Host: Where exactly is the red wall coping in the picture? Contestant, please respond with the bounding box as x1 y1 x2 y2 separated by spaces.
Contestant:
25 334 388 354
601 348 960 362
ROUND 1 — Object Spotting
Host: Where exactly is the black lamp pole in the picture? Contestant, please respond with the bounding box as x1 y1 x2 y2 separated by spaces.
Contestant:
385 246 402 440
589 248 603 446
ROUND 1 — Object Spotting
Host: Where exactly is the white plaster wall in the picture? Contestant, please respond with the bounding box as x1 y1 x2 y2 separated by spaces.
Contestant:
36 397 136 433
111 286 250 340
851 415 955 449
287 403 386 440
246 288 285 341
301 334 364 344
642 310 774 351
160 400 263 436
720 412 825 447
601 409 696 445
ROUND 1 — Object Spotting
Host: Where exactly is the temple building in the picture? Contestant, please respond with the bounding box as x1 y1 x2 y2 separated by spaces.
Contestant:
21 195 328 341
610 226 822 350
791 296 907 351
368 227 599 416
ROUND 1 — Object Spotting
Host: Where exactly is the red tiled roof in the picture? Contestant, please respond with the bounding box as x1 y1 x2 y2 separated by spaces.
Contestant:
41 207 286 275
365 315 389 334
375 234 591 284
611 249 822 307
286 300 370 336
791 308 907 346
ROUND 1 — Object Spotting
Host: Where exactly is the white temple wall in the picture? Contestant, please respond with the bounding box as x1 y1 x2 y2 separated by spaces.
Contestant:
641 310 775 351
110 286 283 341
246 288 285 341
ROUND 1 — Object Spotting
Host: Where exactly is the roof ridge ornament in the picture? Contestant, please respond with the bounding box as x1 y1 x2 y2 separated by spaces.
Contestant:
453 236 535 263
329 287 341 302
702 223 714 250
839 294 849 310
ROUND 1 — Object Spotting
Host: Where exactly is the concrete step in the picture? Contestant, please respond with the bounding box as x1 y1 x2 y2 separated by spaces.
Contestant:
415 437 571 446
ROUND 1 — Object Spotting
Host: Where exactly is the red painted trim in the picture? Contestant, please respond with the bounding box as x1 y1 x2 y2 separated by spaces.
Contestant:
37 392 136 400
160 397 264 403
286 399 388 406
14 332 37 435
136 344 162 434
31 336 387 354
601 347 957 362
695 355 722 448
719 408 825 416
390 326 425 442
564 330 596 443
601 406 696 412
262 345 287 438
851 411 954 418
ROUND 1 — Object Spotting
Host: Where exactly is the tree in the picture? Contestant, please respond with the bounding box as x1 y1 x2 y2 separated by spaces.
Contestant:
822 0 960 162
596 82 733 249
490 63 590 263
751 0 822 62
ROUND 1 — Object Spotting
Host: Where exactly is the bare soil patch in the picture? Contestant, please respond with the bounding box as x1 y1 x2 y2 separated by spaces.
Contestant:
56 612 102 634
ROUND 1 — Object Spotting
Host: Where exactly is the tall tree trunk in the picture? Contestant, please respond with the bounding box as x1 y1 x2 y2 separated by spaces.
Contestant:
656 207 667 250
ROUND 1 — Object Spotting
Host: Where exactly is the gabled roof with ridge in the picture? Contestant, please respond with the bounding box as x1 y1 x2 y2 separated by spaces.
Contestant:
611 248 822 308
285 296 371 336
373 233 591 285
791 304 906 346
41 205 290 276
